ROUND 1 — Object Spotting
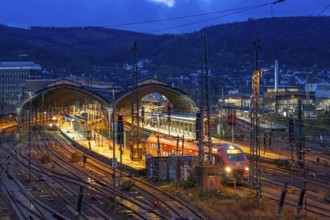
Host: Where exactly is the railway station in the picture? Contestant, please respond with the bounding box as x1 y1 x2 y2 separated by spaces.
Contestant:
1 4 330 219
1 74 329 219
14 77 287 187
15 77 296 172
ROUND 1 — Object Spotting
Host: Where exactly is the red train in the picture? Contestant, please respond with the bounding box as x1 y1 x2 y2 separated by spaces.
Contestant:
226 111 236 125
145 133 249 181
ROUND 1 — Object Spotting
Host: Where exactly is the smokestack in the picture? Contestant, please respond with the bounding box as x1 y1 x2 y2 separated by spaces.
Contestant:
275 60 279 92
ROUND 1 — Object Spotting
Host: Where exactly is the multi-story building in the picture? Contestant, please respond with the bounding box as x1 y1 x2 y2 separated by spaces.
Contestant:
263 86 315 117
305 82 330 112
0 62 42 114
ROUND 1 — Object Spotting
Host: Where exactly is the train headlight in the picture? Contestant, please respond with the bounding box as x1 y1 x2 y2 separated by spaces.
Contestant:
225 167 232 172
245 167 249 171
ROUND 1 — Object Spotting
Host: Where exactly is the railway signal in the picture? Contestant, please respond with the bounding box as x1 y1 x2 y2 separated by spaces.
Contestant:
117 115 124 145
112 158 118 168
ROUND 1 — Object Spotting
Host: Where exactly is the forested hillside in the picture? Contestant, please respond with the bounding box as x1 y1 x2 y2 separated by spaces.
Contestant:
0 16 329 75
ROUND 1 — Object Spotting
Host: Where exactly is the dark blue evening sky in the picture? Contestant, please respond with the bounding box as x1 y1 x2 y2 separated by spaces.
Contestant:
1 0 329 34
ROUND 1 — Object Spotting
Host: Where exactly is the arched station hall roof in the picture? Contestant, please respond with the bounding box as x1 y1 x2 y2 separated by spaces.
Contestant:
19 78 112 114
115 78 197 114
19 78 197 115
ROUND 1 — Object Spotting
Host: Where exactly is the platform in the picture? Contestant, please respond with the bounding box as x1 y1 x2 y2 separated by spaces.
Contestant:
237 116 287 131
59 121 146 170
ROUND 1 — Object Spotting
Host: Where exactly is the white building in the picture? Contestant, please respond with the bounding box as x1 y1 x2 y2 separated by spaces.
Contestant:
305 82 330 111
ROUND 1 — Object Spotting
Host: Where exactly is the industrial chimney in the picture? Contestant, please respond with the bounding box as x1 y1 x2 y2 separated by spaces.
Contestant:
274 60 279 92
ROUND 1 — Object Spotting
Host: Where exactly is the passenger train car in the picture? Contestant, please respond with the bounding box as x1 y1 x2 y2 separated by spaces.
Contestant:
48 116 59 131
146 133 249 180
226 111 237 125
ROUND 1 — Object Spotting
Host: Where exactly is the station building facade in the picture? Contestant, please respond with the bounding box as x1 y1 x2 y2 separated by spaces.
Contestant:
0 62 42 114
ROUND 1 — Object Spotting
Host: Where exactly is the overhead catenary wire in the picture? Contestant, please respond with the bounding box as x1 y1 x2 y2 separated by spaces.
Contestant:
1 1 275 37
0 1 282 53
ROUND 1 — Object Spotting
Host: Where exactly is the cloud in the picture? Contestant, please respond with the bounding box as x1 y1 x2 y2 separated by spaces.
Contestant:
149 0 175 7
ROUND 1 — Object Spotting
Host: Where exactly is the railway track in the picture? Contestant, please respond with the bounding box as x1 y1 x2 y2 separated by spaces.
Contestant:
229 120 330 218
3 126 205 219
57 123 329 219
0 127 75 219
36 133 165 219
1 127 130 219
258 166 330 217
50 130 205 219
2 122 328 219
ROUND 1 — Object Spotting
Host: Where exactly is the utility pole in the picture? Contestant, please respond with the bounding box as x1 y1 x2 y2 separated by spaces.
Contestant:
231 111 235 144
297 100 305 169
199 34 212 164
157 135 161 157
250 40 261 198
218 109 221 144
84 55 92 151
42 93 45 133
306 71 310 118
131 41 141 160
289 118 294 161
196 112 203 164
28 92 32 183
167 102 172 136
176 135 179 155
117 115 124 180
112 88 116 210
181 135 184 156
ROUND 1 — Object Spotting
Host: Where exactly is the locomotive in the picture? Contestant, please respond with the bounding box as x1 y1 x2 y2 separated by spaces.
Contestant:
145 133 249 181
